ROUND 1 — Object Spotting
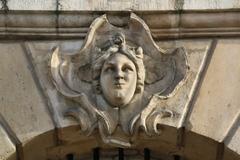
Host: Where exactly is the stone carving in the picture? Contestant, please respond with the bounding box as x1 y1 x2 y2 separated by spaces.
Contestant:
50 13 189 147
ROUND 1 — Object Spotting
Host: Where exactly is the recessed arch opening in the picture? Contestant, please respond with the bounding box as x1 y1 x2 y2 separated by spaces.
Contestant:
7 125 240 160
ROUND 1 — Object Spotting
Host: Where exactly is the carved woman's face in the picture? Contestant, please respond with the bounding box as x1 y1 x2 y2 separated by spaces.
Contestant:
100 53 137 107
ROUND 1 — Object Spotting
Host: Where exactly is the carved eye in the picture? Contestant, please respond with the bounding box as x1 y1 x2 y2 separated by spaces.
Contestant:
104 66 115 72
122 65 134 72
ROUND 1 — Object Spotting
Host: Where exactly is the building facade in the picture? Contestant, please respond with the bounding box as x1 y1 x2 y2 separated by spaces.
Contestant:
0 1 240 160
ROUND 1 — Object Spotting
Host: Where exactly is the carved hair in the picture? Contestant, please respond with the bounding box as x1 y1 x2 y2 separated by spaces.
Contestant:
92 33 145 94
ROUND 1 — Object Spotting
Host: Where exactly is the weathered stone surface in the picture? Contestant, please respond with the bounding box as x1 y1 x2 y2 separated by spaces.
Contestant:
59 0 175 11
7 0 56 10
183 0 240 10
0 12 240 40
0 0 239 157
26 35 212 148
3 0 240 11
226 123 240 156
0 124 16 160
48 14 190 147
0 43 54 144
155 40 212 128
6 13 56 28
26 40 83 129
0 37 239 159
188 39 240 141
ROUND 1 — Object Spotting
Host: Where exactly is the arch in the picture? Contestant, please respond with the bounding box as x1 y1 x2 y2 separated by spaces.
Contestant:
6 125 240 160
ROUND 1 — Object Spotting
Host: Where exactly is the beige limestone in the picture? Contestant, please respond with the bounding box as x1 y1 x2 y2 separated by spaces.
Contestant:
59 0 175 11
154 40 212 128
25 40 83 129
0 0 239 157
6 13 56 28
48 14 189 147
7 0 56 10
188 39 240 142
0 43 54 144
183 0 240 10
3 0 240 11
226 123 240 155
0 38 238 159
26 40 96 145
0 125 16 160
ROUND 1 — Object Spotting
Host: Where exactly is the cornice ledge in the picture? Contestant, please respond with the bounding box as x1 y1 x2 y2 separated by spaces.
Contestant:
0 11 240 39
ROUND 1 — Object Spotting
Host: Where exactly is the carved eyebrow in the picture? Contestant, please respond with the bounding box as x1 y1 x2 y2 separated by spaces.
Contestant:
123 63 134 70
105 61 116 65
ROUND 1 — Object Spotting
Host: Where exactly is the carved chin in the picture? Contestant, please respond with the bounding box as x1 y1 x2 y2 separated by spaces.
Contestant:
105 91 132 107
114 93 127 107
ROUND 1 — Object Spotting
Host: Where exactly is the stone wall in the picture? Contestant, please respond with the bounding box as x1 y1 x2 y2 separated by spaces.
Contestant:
0 1 240 160
0 0 240 10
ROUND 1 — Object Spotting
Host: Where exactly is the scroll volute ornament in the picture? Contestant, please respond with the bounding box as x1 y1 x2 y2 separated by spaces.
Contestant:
50 13 189 147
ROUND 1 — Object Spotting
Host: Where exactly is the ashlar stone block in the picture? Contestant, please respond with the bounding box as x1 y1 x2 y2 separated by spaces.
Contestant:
59 0 175 11
188 39 240 142
7 0 56 11
183 0 240 10
25 40 83 129
226 122 240 156
155 40 212 128
0 43 54 144
0 124 16 160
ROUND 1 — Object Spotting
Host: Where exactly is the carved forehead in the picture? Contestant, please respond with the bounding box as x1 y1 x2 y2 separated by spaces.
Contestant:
104 53 136 67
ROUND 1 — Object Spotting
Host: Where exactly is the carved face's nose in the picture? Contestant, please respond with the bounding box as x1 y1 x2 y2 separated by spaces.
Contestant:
115 69 124 80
